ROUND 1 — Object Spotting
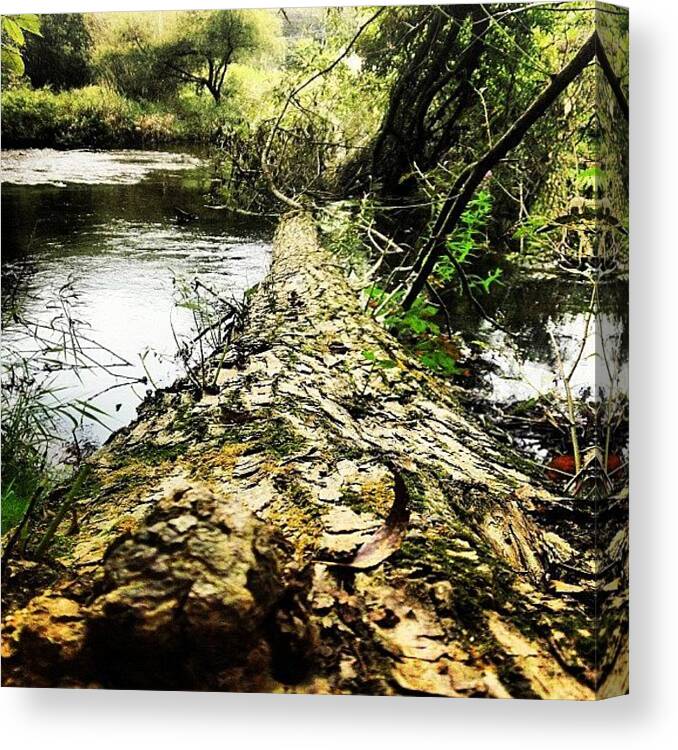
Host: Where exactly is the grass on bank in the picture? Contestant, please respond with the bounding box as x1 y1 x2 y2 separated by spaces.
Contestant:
1 64 280 149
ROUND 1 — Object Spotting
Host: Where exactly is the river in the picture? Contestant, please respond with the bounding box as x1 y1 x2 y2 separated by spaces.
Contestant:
1 148 271 451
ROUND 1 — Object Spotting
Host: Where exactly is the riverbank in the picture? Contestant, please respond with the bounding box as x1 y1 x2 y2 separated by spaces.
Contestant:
1 212 627 698
1 85 222 149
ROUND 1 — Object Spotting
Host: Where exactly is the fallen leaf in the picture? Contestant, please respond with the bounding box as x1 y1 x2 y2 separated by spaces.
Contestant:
344 463 410 569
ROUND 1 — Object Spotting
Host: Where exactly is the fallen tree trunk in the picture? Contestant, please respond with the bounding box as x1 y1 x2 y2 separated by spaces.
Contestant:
1 213 626 698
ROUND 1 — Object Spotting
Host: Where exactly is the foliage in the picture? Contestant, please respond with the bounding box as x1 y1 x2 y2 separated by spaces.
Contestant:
92 12 184 101
1 277 112 532
435 190 494 282
1 370 53 531
1 14 41 78
24 13 92 90
1 85 192 148
154 10 280 103
92 9 280 104
316 198 375 266
171 275 246 395
208 9 385 213
363 286 459 377
1 86 59 145
435 190 504 295
320 183 503 379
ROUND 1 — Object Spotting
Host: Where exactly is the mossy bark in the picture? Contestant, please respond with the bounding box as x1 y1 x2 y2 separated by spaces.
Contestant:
1 213 627 698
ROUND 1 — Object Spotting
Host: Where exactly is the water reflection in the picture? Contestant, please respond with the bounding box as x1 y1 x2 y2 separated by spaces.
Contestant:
446 271 628 408
0 148 202 186
480 311 628 403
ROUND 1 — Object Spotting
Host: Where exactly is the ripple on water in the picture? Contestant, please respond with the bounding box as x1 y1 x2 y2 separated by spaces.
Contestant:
1 148 203 186
1 148 271 450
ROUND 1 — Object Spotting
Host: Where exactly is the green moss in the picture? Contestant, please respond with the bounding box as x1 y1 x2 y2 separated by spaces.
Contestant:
331 438 365 463
73 469 103 503
496 659 541 699
169 405 210 442
340 488 373 515
96 442 184 496
547 610 599 672
395 528 515 633
131 441 187 466
208 408 308 460
273 474 320 518
48 532 77 557
266 475 323 560
401 471 427 514
259 416 308 458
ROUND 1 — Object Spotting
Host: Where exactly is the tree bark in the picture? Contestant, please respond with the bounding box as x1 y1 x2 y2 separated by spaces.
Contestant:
1 214 626 697
343 5 486 196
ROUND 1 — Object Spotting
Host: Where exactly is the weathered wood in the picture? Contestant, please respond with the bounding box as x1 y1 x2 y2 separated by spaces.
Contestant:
1 213 625 697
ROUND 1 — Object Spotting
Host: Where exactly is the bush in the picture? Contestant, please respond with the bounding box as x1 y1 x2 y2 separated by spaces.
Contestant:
56 85 138 147
95 44 180 102
1 85 186 148
24 13 94 91
1 86 60 145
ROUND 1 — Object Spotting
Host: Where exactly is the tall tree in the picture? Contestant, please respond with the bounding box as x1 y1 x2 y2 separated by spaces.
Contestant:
356 4 488 196
153 10 277 103
24 13 93 90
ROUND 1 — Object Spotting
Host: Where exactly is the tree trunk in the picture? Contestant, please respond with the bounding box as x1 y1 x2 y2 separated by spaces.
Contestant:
206 81 221 103
1 214 627 698
341 5 486 197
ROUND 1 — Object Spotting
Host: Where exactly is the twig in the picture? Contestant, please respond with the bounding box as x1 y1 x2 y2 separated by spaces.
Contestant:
261 8 385 208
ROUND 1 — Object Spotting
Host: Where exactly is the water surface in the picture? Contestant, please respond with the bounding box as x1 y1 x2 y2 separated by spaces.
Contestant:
1 148 271 448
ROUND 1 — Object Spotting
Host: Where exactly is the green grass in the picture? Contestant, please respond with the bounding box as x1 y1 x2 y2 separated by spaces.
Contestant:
0 84 217 148
1 482 31 533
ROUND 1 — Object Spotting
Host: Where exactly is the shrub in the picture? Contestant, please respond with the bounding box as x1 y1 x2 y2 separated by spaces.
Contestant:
1 85 186 148
1 86 60 145
24 13 94 91
55 85 138 147
95 44 180 102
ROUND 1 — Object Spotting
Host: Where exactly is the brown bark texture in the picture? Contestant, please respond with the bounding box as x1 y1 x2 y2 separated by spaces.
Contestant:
1 213 628 698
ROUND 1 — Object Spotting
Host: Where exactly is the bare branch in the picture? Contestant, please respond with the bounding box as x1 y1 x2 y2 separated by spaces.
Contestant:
261 7 385 209
402 31 599 310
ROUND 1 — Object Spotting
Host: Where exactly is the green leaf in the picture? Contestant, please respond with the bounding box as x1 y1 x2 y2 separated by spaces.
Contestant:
177 301 203 312
14 14 42 36
366 285 385 300
2 18 25 46
419 349 459 376
405 315 427 334
576 166 607 193
361 349 376 361
1 47 24 75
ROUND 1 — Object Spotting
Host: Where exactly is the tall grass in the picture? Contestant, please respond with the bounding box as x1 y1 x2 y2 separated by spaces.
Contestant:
1 85 185 148
1 275 116 542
